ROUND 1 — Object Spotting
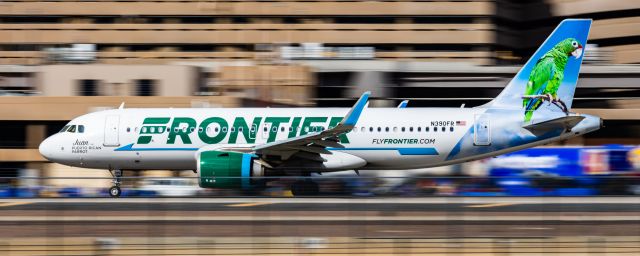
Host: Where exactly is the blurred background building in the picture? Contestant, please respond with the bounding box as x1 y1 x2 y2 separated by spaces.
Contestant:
0 0 639 194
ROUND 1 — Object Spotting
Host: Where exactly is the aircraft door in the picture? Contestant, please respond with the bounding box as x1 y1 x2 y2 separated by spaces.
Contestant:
261 123 269 139
249 124 257 141
103 115 120 147
474 114 491 146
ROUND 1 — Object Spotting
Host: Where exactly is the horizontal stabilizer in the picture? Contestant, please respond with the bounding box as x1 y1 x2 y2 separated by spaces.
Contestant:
523 115 585 135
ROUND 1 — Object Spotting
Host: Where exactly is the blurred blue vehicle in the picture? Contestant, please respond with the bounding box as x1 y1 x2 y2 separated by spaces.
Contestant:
484 145 640 196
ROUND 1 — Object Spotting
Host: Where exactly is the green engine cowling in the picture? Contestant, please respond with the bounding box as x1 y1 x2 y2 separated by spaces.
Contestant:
197 150 263 189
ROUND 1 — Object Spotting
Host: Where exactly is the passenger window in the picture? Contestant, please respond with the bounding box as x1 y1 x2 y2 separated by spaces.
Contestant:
377 127 381 132
67 125 77 133
409 127 413 132
289 127 293 132
263 127 268 132
231 127 235 132
215 127 219 132
441 127 446 132
385 127 389 132
272 126 277 132
450 127 454 132
417 127 421 132
59 125 69 133
426 127 430 132
361 127 365 132
401 127 405 132
369 127 373 132
393 127 397 132
280 127 285 132
78 125 85 133
238 127 243 132
199 127 204 132
251 125 257 132
434 127 438 132
126 127 131 133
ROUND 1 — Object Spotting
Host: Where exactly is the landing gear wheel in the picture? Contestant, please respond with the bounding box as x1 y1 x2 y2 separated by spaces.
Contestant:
108 169 123 198
291 180 319 196
109 186 122 198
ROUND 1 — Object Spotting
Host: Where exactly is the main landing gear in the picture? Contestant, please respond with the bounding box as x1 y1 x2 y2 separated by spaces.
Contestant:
108 169 123 198
290 179 319 196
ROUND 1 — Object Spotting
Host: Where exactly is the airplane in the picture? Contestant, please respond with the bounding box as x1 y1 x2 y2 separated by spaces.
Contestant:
39 19 601 197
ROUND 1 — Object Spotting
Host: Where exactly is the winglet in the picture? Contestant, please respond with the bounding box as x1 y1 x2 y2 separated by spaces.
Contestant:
340 91 370 126
397 100 409 108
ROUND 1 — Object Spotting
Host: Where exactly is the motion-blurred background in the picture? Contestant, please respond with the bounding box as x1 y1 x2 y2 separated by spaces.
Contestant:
0 1 639 255
0 0 639 197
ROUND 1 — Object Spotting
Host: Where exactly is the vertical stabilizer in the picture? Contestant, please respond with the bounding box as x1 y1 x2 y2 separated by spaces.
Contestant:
488 19 591 123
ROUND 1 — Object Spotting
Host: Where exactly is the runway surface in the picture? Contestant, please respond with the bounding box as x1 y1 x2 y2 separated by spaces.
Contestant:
0 197 638 238
0 197 638 255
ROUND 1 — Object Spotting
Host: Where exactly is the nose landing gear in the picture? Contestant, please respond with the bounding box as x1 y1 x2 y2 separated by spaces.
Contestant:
108 169 123 198
109 186 121 198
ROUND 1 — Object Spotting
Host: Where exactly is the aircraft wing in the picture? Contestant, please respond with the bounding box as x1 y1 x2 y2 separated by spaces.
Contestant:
252 91 370 162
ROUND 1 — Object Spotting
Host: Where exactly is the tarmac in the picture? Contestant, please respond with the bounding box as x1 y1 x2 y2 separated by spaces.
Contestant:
0 197 637 255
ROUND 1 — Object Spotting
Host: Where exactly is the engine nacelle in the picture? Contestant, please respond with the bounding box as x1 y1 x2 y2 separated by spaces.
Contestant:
197 150 265 189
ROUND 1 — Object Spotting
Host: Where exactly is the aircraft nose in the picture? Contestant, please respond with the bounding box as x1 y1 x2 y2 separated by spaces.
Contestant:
39 137 55 161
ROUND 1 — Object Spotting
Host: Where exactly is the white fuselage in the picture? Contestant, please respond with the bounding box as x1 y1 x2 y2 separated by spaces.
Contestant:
39 107 601 172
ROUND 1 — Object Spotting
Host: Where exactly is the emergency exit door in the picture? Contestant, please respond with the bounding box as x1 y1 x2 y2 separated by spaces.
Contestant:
104 115 120 147
474 114 491 146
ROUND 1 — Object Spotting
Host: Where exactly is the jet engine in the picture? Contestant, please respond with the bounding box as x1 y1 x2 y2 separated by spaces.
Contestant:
197 150 266 189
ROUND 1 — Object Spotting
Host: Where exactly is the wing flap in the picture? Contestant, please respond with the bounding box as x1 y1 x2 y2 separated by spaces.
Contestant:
286 145 332 155
311 139 344 148
292 151 327 162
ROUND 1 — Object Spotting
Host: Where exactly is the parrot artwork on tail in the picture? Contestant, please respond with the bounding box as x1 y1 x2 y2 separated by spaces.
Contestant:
522 38 584 122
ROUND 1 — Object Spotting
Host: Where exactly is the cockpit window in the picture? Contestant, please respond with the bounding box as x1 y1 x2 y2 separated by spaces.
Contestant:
78 125 85 133
59 125 70 133
67 125 77 133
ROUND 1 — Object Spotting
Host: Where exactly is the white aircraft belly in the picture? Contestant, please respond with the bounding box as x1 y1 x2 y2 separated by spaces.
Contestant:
84 150 196 170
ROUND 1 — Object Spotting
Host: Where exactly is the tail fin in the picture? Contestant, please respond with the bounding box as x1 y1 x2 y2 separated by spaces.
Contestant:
488 19 591 122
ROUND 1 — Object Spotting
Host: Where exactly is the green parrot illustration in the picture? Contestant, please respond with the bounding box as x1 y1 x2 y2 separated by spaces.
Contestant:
523 38 583 122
